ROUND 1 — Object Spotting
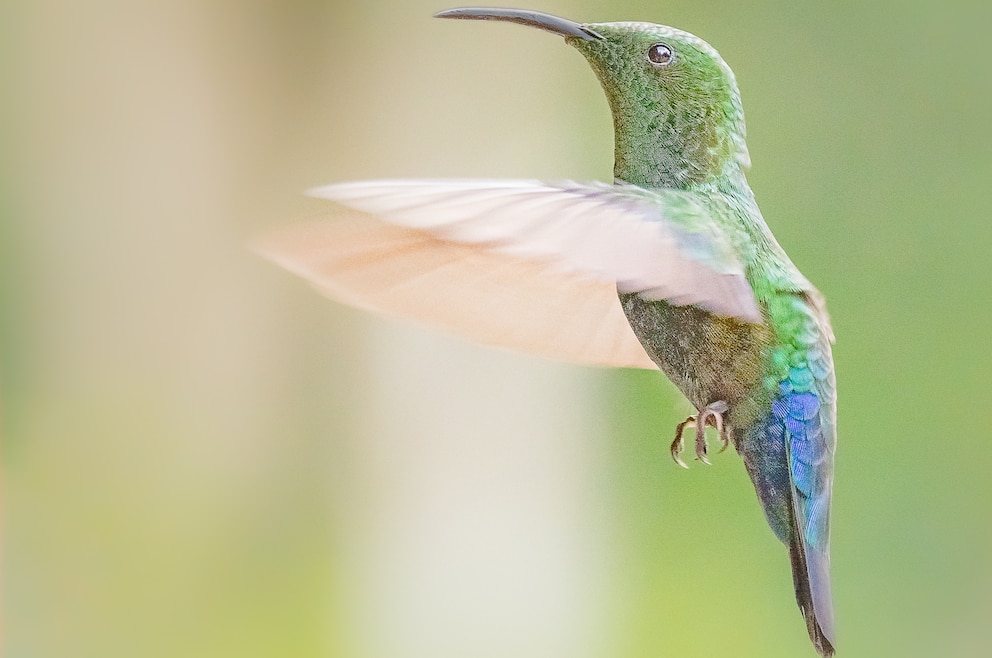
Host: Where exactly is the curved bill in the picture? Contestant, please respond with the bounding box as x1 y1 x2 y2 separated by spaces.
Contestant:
434 7 603 41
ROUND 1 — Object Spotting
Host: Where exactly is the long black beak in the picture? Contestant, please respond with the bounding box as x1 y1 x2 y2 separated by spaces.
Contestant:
434 7 603 41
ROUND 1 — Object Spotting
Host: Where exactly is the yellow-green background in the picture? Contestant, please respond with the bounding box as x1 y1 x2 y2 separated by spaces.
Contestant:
3 1 990 657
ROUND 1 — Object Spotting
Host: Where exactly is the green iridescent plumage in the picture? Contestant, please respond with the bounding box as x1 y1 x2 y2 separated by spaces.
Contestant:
259 8 839 657
573 20 837 655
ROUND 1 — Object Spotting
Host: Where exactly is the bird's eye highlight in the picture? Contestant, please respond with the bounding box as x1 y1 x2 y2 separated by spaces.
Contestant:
647 43 674 66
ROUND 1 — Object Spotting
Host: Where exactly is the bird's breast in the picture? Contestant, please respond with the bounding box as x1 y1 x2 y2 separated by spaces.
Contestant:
619 293 773 416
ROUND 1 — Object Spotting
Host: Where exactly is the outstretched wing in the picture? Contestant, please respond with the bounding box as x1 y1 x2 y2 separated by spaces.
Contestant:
255 179 760 368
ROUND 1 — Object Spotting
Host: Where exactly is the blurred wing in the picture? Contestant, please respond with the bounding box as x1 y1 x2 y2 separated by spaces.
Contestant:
255 179 760 369
312 179 760 321
255 209 657 368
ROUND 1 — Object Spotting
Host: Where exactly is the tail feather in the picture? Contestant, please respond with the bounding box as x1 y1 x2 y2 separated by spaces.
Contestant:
788 520 835 657
738 421 836 656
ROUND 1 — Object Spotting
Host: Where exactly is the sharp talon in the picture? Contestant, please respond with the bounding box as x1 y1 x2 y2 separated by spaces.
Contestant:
669 403 730 467
670 432 688 469
717 423 730 452
670 416 695 468
689 400 731 464
695 418 710 464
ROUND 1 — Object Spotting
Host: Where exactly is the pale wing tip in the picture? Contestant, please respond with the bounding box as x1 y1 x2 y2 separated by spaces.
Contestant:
713 276 764 324
305 180 405 201
305 181 371 200
305 178 557 201
741 297 764 325
304 184 334 200
248 223 318 280
247 225 286 262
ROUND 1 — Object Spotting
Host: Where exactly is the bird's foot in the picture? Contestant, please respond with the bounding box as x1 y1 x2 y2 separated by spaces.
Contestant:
669 400 730 468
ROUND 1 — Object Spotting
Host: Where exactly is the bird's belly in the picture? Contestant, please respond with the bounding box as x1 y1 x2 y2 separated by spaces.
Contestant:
619 293 772 412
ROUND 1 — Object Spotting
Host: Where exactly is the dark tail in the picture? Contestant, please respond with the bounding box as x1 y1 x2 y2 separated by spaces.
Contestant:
737 422 836 656
789 521 836 657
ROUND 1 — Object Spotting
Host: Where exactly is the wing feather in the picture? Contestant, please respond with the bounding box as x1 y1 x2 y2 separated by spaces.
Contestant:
256 179 762 368
255 210 657 368
308 180 761 322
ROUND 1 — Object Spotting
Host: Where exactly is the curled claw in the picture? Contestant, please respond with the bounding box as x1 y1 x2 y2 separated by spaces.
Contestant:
695 418 712 465
670 401 731 468
717 419 730 453
700 400 730 453
670 416 696 469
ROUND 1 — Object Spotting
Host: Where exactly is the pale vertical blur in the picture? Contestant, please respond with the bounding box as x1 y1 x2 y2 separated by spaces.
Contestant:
2 1 616 657
3 1 992 658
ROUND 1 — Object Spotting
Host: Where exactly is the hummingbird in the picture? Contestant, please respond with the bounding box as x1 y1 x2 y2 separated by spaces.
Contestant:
258 7 837 656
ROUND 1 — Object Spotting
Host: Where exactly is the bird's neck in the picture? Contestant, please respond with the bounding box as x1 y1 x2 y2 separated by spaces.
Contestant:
614 141 749 191
610 113 749 190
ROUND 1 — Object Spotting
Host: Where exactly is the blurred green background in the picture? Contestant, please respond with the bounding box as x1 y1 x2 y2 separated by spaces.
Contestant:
2 0 990 657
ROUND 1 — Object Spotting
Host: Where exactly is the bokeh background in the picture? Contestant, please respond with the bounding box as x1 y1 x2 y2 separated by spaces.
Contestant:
3 0 990 656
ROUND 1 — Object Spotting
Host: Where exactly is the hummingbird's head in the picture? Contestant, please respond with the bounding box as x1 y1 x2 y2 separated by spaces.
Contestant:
570 22 750 188
435 8 750 189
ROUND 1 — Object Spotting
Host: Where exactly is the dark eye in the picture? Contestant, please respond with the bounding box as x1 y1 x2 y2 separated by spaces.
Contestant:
647 43 674 66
